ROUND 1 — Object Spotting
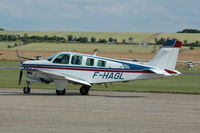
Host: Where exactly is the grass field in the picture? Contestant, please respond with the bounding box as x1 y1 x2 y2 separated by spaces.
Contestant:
9 42 158 52
0 31 155 43
0 30 200 94
1 30 200 44
0 60 199 94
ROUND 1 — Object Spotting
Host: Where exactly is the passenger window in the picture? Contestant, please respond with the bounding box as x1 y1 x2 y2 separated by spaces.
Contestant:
86 58 94 66
71 55 83 65
97 60 106 67
53 54 70 64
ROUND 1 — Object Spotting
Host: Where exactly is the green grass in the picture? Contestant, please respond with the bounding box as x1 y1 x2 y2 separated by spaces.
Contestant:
9 42 157 52
1 30 200 44
0 31 154 43
0 60 199 94
0 42 17 49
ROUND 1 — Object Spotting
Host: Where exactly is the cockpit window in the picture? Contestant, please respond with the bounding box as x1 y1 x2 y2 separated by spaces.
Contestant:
71 55 83 65
86 58 94 66
97 60 106 67
47 53 59 61
53 54 70 64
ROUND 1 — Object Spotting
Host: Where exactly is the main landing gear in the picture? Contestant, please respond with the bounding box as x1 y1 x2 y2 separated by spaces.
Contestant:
56 89 66 95
56 85 90 95
80 85 91 95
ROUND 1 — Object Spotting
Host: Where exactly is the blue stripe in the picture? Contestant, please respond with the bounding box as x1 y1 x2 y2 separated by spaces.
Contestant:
22 63 151 71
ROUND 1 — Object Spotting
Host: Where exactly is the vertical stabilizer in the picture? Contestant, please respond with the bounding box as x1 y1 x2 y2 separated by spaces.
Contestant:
148 40 182 70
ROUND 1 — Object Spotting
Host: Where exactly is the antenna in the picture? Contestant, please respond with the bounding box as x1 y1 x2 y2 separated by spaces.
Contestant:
93 52 98 56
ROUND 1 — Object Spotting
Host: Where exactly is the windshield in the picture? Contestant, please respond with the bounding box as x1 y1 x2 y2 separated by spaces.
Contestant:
47 53 59 61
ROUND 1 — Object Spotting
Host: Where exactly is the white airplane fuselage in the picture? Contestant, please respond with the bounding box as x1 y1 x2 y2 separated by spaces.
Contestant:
22 54 164 85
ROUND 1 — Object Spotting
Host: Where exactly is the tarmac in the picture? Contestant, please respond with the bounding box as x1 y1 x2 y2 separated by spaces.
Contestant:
0 88 200 133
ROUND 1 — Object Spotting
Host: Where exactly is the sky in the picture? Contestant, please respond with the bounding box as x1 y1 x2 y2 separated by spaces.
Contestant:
0 0 199 33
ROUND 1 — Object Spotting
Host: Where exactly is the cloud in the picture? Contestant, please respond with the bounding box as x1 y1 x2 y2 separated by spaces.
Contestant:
0 0 200 32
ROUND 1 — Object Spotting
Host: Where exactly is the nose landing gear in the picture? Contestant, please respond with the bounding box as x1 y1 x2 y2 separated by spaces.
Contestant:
23 81 31 94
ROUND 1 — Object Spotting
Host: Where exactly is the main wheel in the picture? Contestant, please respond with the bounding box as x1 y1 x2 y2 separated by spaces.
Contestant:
23 87 31 94
80 85 90 95
56 89 66 95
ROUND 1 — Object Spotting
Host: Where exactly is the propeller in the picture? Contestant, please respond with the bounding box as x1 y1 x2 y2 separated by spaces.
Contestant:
19 69 23 85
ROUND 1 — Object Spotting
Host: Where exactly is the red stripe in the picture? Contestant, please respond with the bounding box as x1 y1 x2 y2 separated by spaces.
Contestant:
165 69 177 74
32 66 153 73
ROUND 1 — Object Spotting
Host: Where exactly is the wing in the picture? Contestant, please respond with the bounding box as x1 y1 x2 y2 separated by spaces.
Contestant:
36 69 91 86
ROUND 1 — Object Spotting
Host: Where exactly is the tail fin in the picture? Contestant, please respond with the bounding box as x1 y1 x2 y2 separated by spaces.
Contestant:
148 40 182 70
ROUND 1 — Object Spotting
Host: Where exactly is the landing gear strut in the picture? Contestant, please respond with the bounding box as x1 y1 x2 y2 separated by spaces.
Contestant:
23 81 31 94
80 85 91 95
56 89 66 95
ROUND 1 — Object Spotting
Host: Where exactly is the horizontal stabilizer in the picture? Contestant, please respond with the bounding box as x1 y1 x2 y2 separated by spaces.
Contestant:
149 68 181 76
149 69 171 76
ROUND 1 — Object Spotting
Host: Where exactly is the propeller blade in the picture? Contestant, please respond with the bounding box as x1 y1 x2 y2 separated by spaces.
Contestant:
19 70 23 85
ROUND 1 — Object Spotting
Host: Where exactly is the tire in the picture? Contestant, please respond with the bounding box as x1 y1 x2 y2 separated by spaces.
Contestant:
80 85 90 95
23 87 30 94
56 89 66 95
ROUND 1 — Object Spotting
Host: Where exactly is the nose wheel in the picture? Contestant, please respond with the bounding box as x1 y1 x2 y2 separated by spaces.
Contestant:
23 87 31 94
23 81 31 94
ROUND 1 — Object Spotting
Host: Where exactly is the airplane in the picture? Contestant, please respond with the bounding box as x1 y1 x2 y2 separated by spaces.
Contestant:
178 60 200 69
15 39 182 95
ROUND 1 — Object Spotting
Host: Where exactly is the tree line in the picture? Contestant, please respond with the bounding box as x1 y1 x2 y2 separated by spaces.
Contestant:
155 37 200 47
0 33 136 45
0 33 65 43
177 29 200 33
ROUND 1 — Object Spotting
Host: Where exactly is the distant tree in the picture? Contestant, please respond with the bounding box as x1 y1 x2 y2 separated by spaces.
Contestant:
74 37 78 41
8 35 17 41
98 38 107 43
128 37 134 44
156 38 166 45
183 40 188 46
81 37 89 43
22 33 28 42
0 28 4 31
91 37 96 43
67 35 73 41
108 37 113 43
113 38 117 44
122 39 126 44
93 48 99 52
154 38 158 43
77 37 83 42
44 35 48 41
177 29 200 33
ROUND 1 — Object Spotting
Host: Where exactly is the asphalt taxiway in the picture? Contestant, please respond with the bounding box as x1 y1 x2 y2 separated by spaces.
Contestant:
0 88 200 133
